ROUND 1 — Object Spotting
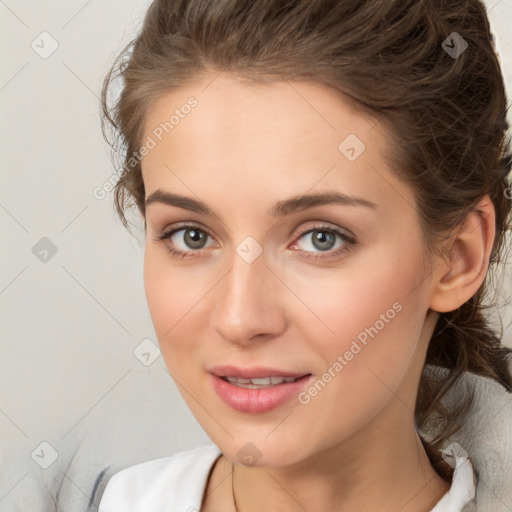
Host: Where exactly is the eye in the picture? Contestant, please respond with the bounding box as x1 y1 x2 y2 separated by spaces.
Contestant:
290 224 355 259
153 224 217 258
153 222 355 260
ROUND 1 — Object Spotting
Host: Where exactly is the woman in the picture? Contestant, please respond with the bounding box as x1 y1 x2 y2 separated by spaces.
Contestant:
98 0 512 510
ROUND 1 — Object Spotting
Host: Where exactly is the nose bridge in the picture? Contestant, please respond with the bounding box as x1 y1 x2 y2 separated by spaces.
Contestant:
211 244 284 342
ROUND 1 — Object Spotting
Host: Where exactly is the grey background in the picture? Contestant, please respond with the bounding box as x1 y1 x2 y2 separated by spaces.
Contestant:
1 0 511 509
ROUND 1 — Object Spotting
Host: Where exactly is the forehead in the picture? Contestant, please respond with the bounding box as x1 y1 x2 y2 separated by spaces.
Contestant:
142 73 382 153
140 73 413 225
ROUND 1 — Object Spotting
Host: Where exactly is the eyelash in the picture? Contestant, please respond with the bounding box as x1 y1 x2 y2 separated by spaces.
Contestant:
153 222 356 261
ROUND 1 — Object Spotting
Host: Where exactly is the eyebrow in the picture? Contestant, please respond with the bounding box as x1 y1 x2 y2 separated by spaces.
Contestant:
145 189 378 216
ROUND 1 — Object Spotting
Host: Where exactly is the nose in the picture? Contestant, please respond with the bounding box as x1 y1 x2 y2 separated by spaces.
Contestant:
210 247 287 345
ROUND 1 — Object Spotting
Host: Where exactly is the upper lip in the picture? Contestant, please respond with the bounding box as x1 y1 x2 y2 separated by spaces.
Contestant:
209 365 311 379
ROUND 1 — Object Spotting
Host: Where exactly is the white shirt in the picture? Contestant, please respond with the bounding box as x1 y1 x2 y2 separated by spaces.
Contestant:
98 444 476 511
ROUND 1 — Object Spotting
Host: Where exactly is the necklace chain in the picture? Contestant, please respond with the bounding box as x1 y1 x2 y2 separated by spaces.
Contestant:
231 461 240 512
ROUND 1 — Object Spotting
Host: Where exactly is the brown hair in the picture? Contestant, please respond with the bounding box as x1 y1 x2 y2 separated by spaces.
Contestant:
101 0 512 477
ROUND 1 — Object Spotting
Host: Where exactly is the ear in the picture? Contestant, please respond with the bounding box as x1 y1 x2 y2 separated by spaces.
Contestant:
429 195 495 313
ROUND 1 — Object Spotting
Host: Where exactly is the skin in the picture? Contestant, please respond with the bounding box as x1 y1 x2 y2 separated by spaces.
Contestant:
139 73 495 512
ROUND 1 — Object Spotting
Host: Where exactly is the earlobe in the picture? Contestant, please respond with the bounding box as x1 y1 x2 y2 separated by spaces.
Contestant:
429 195 495 313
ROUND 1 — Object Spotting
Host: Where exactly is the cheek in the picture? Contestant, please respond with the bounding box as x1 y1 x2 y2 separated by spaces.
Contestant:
144 250 176 335
142 247 217 365
279 246 428 446
290 241 428 387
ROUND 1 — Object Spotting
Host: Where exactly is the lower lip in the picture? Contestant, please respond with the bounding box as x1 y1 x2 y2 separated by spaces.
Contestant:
210 374 312 414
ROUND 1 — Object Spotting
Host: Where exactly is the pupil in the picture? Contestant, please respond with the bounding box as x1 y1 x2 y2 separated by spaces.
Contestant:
312 230 335 251
185 229 206 249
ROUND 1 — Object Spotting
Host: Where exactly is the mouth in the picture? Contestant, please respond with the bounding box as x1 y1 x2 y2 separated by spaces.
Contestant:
209 365 310 382
220 375 309 389
208 366 313 413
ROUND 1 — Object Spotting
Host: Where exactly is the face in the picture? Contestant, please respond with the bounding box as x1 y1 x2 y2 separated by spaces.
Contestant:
140 73 437 466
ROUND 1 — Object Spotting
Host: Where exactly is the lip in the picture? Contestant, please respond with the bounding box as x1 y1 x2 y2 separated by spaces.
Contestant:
209 369 312 414
208 365 310 379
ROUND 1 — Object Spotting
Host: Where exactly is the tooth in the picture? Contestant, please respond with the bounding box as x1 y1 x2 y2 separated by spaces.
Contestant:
249 377 272 386
222 375 303 388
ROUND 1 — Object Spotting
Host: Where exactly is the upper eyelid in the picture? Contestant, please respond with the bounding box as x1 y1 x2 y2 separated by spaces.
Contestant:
156 221 212 237
300 221 354 237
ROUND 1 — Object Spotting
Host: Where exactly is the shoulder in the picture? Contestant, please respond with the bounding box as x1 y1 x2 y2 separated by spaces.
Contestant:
98 444 222 511
421 365 512 511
